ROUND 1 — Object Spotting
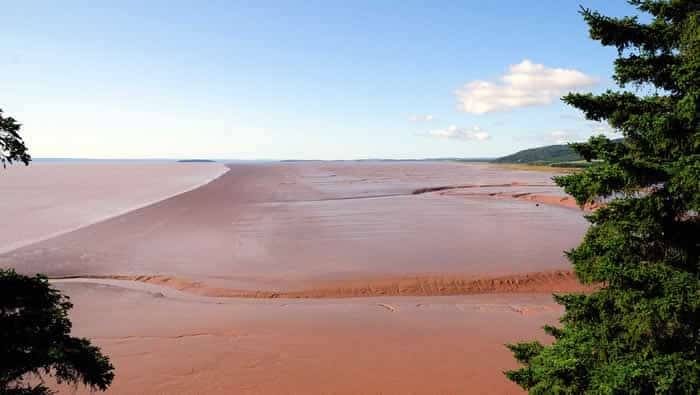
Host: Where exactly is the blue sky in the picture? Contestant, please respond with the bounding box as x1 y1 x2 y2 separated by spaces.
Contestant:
2 1 635 159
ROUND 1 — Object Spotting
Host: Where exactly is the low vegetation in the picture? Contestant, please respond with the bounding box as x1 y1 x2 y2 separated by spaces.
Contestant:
493 143 583 166
492 143 613 169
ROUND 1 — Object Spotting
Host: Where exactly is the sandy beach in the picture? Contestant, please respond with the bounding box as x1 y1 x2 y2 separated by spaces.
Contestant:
2 161 589 394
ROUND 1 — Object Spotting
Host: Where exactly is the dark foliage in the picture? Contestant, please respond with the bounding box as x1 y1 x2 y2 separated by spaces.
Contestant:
0 109 31 168
0 270 114 394
506 1 699 393
493 144 583 165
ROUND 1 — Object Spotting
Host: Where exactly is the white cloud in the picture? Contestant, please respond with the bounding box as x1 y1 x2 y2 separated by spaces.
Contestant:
427 125 490 141
558 112 623 141
455 59 599 114
409 114 434 122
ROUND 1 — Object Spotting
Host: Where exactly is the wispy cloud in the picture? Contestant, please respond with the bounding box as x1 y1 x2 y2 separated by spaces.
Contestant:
409 114 434 122
455 59 599 114
548 130 578 144
544 122 621 145
425 125 489 141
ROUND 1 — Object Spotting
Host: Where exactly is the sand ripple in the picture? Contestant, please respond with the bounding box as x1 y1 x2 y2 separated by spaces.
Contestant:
52 269 592 299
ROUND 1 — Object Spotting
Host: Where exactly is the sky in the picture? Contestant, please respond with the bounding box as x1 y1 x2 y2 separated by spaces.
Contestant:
2 1 636 160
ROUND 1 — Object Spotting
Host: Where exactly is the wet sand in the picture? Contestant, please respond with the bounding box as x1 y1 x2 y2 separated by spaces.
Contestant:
3 162 587 295
2 161 589 394
51 281 562 395
0 162 227 253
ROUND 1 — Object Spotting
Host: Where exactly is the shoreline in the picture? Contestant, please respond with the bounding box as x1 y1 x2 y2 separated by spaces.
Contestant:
51 269 592 299
0 163 229 254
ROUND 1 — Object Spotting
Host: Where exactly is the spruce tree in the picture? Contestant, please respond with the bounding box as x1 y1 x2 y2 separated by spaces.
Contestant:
506 1 699 393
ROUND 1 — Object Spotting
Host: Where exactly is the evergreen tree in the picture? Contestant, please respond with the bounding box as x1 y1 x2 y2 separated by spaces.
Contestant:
0 109 31 167
506 1 699 393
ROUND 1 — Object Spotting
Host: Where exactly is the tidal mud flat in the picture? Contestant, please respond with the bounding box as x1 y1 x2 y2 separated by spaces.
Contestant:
0 162 227 254
51 282 565 395
3 161 590 394
3 161 587 294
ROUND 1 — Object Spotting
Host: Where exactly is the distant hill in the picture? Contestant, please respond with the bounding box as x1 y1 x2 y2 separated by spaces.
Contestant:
177 159 217 163
493 138 623 167
492 144 581 165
